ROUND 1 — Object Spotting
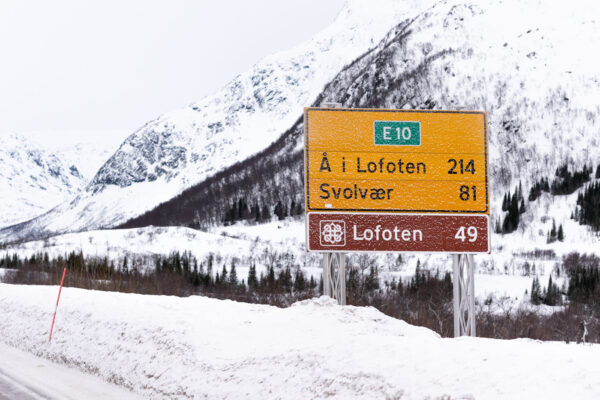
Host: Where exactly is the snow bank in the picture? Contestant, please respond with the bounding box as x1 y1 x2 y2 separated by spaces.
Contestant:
1 283 599 399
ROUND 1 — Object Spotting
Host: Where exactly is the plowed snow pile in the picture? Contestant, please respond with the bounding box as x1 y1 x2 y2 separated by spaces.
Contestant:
1 283 599 399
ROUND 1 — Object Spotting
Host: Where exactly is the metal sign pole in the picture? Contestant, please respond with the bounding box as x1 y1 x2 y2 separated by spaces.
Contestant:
322 252 346 305
320 102 346 306
452 254 476 337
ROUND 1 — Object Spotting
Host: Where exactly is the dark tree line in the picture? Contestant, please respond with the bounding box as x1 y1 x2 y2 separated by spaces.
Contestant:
528 177 549 202
222 197 303 225
154 252 318 302
530 275 562 306
550 163 591 195
574 181 600 231
3 251 600 342
564 253 600 305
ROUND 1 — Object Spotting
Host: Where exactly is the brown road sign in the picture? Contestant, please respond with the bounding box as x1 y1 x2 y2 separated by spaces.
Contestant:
307 213 489 253
304 108 489 213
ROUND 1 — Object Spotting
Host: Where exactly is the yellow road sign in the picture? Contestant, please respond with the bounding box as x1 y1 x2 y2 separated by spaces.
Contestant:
304 108 489 213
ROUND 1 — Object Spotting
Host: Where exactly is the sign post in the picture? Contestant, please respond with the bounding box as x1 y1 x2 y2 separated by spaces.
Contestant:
304 107 489 336
318 103 346 305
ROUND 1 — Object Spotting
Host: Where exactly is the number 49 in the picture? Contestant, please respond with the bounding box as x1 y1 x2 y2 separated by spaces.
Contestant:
455 226 478 242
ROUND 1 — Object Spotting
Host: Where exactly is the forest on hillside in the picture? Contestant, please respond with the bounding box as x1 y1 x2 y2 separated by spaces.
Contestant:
2 250 599 343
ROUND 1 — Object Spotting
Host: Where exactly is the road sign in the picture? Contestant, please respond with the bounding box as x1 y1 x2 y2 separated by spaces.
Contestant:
304 108 488 213
304 107 490 254
307 213 489 253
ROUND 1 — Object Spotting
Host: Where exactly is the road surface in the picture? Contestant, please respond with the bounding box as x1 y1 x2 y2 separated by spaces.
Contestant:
0 370 48 400
0 342 141 400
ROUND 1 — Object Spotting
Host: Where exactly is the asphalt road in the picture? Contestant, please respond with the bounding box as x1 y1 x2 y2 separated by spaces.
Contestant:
0 370 48 400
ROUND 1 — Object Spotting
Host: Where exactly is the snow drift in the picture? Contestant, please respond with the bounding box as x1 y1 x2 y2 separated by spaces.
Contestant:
1 284 599 399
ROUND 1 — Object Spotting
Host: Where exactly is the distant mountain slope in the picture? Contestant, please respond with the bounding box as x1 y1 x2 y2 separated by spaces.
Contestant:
0 133 86 228
0 0 436 244
53 140 124 182
119 0 600 243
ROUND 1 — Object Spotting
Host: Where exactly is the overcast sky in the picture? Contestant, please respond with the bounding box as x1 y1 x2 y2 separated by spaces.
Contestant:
0 0 344 145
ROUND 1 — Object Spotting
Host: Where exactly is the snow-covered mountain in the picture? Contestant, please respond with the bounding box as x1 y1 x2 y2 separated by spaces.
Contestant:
3 0 600 246
119 0 600 243
0 0 434 243
0 133 87 228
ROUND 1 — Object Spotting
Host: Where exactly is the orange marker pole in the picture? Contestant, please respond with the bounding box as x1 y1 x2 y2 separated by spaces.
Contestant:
49 267 67 343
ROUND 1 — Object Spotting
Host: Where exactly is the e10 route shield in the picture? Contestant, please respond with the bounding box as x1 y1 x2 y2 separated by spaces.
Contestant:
304 108 490 254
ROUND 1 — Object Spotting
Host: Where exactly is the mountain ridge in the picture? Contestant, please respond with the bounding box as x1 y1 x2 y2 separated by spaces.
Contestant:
0 0 431 244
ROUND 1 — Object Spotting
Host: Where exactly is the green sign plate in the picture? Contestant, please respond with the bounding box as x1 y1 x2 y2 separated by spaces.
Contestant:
374 121 421 146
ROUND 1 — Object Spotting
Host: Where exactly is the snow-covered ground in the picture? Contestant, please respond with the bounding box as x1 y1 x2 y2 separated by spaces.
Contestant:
0 283 598 400
0 225 272 264
0 216 582 309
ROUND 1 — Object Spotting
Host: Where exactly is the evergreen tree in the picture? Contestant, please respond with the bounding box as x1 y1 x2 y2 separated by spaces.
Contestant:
261 204 271 221
206 255 214 286
237 198 250 220
281 266 292 291
502 192 510 211
225 201 236 225
293 268 306 292
531 276 541 305
228 261 238 287
221 264 228 285
548 219 557 243
121 256 129 275
294 200 303 215
252 203 261 222
365 265 380 291
557 224 564 241
544 275 561 306
267 265 276 289
248 263 258 289
502 190 520 233
274 200 286 220
192 261 200 286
